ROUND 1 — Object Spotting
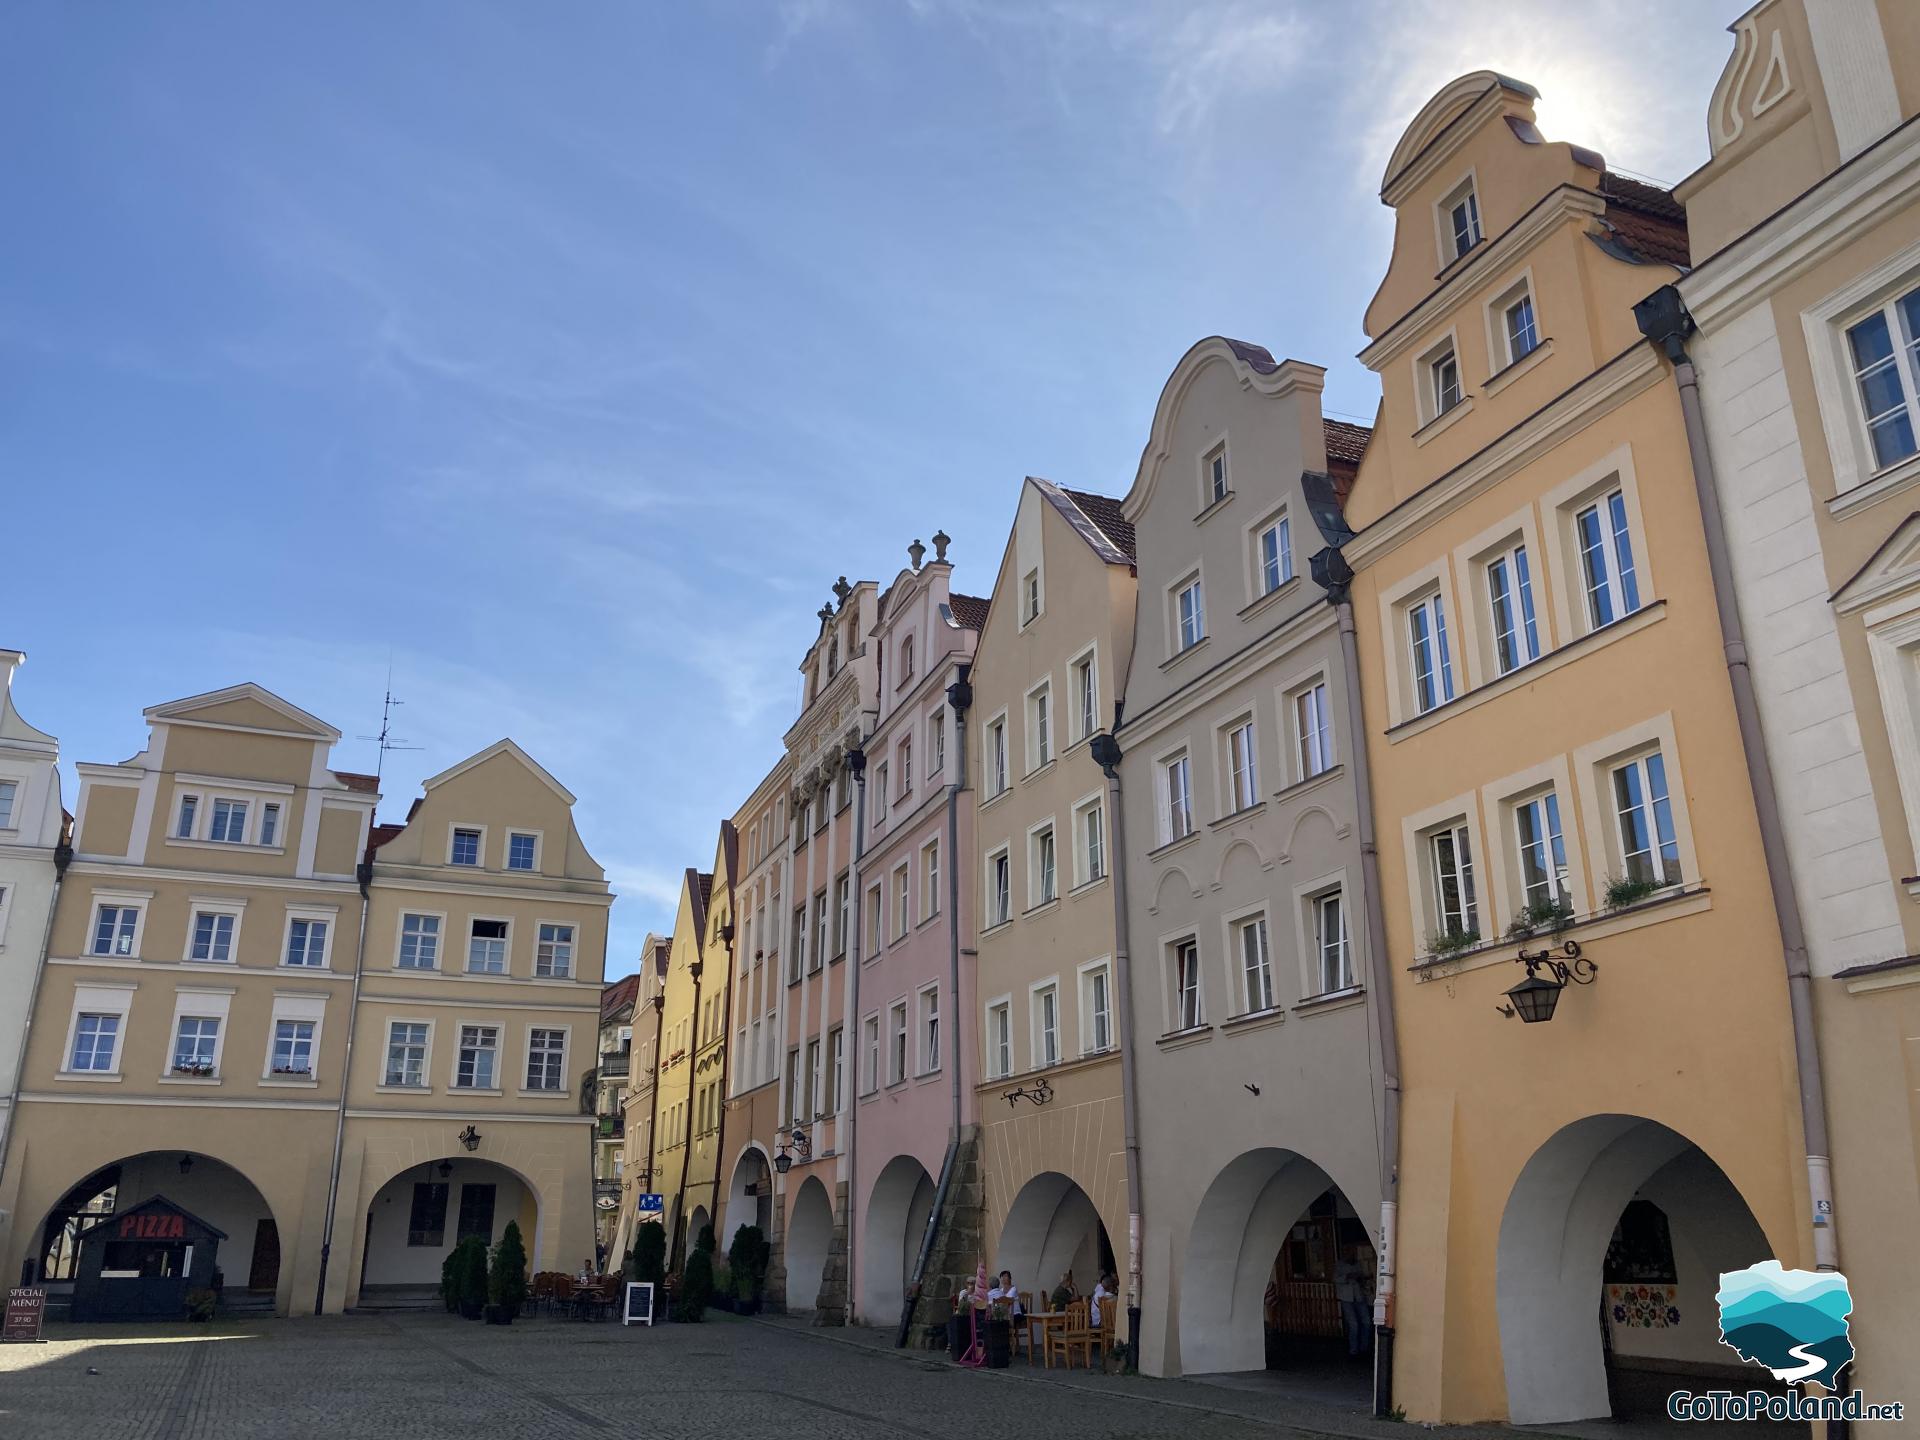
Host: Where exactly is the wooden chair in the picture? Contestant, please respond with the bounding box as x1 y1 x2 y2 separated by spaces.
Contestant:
551 1273 575 1317
1046 1298 1094 1370
1094 1298 1117 1371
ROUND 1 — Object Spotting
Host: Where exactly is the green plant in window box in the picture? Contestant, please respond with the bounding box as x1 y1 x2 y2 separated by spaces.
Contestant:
1603 874 1661 910
1425 925 1481 957
1505 897 1575 939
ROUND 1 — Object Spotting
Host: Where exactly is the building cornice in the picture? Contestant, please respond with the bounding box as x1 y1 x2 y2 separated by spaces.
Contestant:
1344 341 1664 568
63 860 362 895
1119 596 1338 744
367 874 615 907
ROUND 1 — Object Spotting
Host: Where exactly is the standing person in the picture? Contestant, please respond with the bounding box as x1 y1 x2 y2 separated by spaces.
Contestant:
1334 1246 1373 1358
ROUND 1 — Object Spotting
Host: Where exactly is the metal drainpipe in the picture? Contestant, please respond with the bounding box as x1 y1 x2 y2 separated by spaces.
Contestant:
711 914 737 1252
944 665 970 1146
1 841 71 1208
1312 552 1404 1417
843 748 868 1323
313 857 374 1315
1635 286 1839 1271
672 938 708 1272
1089 732 1144 1370
645 974 665 1242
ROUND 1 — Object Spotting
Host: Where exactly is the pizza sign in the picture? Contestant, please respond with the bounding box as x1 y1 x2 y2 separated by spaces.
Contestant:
117 1212 186 1240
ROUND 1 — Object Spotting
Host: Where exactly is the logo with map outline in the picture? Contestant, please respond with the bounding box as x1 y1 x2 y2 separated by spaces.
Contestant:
1715 1261 1853 1391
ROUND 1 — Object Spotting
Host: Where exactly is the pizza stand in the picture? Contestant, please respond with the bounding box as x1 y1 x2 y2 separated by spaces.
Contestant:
70 1196 226 1321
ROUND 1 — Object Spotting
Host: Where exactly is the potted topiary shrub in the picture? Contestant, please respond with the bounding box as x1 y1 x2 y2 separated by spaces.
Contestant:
710 1260 735 1314
485 1221 529 1324
677 1229 715 1322
629 1223 666 1293
726 1225 770 1316
452 1235 489 1320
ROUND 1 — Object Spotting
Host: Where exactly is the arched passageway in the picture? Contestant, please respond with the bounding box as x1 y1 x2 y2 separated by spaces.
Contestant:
860 1155 936 1319
360 1157 538 1295
689 1205 712 1252
722 1147 773 1251
1180 1149 1373 1390
995 1171 1112 1311
29 1151 281 1316
1496 1115 1778 1425
784 1176 833 1314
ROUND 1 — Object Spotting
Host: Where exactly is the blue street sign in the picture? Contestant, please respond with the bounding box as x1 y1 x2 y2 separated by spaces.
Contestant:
637 1193 664 1213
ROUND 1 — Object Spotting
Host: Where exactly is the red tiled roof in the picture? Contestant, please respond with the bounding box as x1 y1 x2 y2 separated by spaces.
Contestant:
697 871 713 910
1322 419 1371 466
332 770 380 793
600 973 640 1021
365 822 405 862
1060 487 1137 563
1598 172 1690 268
948 593 991 631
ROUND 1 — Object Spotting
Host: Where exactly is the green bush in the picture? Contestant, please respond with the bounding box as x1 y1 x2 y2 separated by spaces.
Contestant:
489 1221 529 1317
440 1248 462 1312
629 1222 666 1288
727 1224 770 1300
678 1248 714 1322
1506 897 1575 938
695 1223 716 1255
1425 925 1481 957
1604 873 1660 910
447 1236 489 1314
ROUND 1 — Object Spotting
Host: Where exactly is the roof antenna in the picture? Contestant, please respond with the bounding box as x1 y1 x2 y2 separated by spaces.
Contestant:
359 669 422 789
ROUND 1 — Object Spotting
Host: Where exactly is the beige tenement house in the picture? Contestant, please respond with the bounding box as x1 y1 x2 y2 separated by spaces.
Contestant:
0 687 610 1318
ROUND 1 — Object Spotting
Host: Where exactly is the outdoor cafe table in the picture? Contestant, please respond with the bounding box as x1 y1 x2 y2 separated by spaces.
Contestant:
1024 1311 1067 1364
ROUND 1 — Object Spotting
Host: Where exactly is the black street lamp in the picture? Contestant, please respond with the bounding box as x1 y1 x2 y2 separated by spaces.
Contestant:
458 1125 483 1152
1498 941 1597 1023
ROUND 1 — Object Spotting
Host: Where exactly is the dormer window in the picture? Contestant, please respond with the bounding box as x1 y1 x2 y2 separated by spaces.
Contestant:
451 828 481 867
1443 178 1481 260
1204 443 1228 506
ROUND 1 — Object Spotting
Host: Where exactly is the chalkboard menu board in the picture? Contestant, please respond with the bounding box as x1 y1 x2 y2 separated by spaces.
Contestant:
623 1281 655 1327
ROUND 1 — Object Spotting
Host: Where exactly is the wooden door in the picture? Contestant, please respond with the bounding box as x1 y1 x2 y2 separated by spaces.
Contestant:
248 1218 280 1292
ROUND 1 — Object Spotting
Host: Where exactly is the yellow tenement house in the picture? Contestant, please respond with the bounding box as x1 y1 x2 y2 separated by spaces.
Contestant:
1337 76 1821 1424
0 684 610 1318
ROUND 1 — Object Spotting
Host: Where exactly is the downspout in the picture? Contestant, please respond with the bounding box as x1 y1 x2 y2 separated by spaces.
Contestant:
313 855 374 1315
0 839 71 1201
712 913 737 1250
896 670 969 1346
1088 730 1145 1368
842 747 868 1322
644 959 665 1242
1635 286 1838 1271
1312 549 1403 1417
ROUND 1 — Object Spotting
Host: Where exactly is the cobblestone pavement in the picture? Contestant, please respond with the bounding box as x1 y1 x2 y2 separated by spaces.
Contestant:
0 1310 1615 1440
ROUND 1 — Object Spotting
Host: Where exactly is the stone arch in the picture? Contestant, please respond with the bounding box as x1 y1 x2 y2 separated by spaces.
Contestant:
994 1171 1112 1305
785 1176 834 1314
1214 837 1267 889
859 1154 936 1319
359 1155 542 1294
1150 864 1198 912
722 1143 774 1252
1495 1114 1776 1424
1278 804 1343 864
689 1205 712 1252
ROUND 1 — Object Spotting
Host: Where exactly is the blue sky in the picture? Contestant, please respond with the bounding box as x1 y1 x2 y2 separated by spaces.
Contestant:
1 1 1741 977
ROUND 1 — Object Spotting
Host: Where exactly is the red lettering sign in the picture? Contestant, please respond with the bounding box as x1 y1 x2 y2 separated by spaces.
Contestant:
116 1213 185 1240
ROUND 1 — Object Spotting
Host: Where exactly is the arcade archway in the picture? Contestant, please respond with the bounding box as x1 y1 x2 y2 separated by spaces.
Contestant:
860 1155 935 1319
995 1171 1112 1310
785 1176 833 1314
360 1156 538 1295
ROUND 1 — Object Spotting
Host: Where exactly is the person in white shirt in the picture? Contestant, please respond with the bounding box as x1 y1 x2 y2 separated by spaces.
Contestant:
988 1269 1024 1317
1333 1245 1374 1357
1090 1271 1115 1327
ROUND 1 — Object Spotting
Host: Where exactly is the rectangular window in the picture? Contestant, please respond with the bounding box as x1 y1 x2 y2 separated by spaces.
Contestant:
826 1025 843 1112
1034 826 1056 904
1238 915 1274 1014
1515 792 1570 911
175 794 197 838
1075 656 1097 739
398 913 440 969
91 904 138 957
271 1019 315 1076
1164 753 1193 842
456 1025 499 1088
812 892 828 969
888 1002 908 1085
1080 799 1105 883
835 874 852 955
900 737 912 797
1505 294 1539 361
1845 293 1920 469
450 828 481 866
285 917 328 968
1177 578 1205 651
862 1015 880 1094
919 986 940 1073
70 1013 119 1072
988 1000 1012 1078
468 919 508 974
507 833 537 870
786 1047 801 1121
1227 720 1258 812
172 1016 218 1074
0 781 13 830
1487 544 1542 674
189 911 235 963
209 798 249 844
535 923 574 978
875 764 888 816
863 887 881 957
929 708 946 773
891 868 908 940
1207 444 1228 503
1449 186 1481 257
1024 569 1042 623
922 840 940 918
1576 490 1642 629
1408 591 1456 714
1295 681 1333 779
526 1028 566 1089
385 1022 429 1086
260 802 280 848
1430 824 1479 940
804 1038 821 1116
1172 939 1202 1031
990 850 1011 927
1259 515 1293 595
1034 984 1059 1066
457 1184 497 1243
1083 965 1112 1054
1031 685 1052 768
1613 750 1682 887
988 718 1008 796
1432 348 1462 415
1314 892 1352 993
407 1183 449 1247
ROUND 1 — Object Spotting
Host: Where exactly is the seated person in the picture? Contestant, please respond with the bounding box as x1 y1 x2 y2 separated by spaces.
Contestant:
988 1270 1025 1317
1049 1270 1077 1311
1091 1270 1116 1327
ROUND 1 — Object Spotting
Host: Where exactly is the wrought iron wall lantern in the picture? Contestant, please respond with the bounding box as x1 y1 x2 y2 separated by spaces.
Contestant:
458 1124 483 1152
774 1122 811 1174
1001 1077 1054 1109
1497 940 1598 1023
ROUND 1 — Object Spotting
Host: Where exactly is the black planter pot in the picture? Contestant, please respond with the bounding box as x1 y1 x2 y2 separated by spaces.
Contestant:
984 1318 1012 1369
484 1304 513 1326
459 1300 484 1321
947 1314 968 1361
737 1295 761 1316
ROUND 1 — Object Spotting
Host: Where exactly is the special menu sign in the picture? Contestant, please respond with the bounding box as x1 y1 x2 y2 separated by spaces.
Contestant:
3 1288 46 1343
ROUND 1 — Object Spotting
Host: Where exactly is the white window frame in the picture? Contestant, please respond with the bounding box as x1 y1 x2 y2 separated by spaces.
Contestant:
87 890 151 959
395 909 446 971
1309 888 1353 995
1026 679 1053 772
447 823 488 868
916 982 941 1075
1027 818 1057 908
183 897 247 966
1068 645 1099 744
1250 508 1294 600
1229 907 1275 1016
382 1018 435 1089
466 915 512 975
505 829 543 872
928 706 946 775
921 838 941 919
891 863 910 941
984 711 1010 798
1030 978 1061 1068
985 996 1014 1079
1022 568 1043 627
1425 819 1481 943
985 844 1012 928
264 993 327 1082
1072 792 1106 887
282 905 339 970
887 999 909 1086
1167 936 1203 1033
1202 440 1230 508
1157 747 1194 846
1077 958 1113 1056
1406 588 1456 715
1483 537 1543 677
524 1024 569 1092
1437 172 1482 262
1287 674 1335 782
1171 571 1206 654
63 983 135 1078
451 1020 503 1091
1804 245 1920 501
1221 714 1258 815
861 1012 881 1095
535 920 576 979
